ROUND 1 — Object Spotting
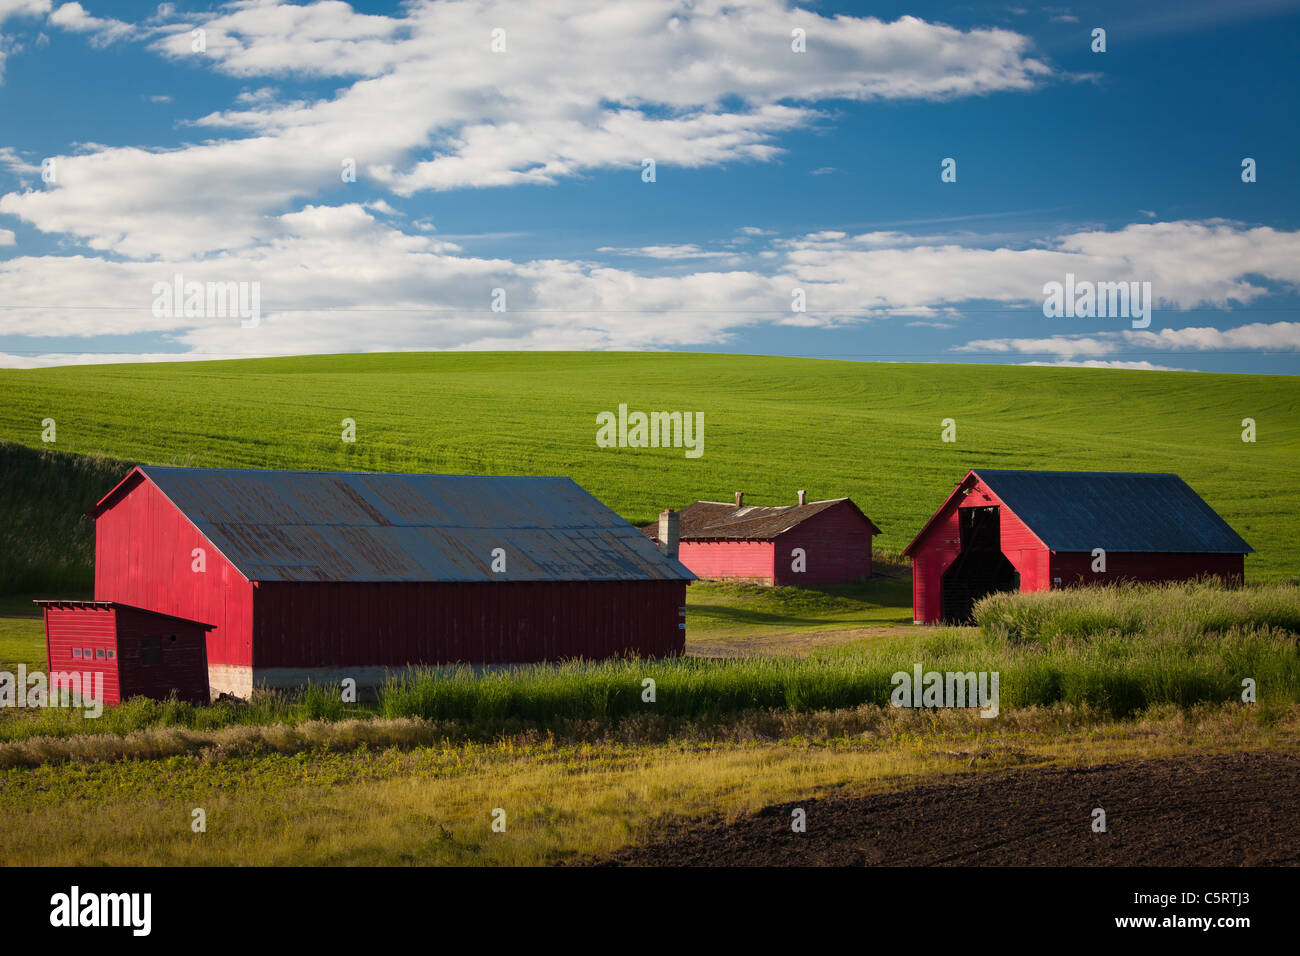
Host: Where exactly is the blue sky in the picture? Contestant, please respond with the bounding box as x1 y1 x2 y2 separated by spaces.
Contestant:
0 0 1297 371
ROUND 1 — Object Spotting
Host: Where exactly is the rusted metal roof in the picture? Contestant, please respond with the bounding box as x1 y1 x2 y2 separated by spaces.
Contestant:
111 467 695 583
32 599 217 628
645 498 882 541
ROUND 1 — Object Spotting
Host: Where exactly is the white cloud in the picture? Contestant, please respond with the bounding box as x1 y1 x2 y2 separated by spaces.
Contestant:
2 215 1298 366
0 0 49 19
960 321 1300 360
1 0 1056 256
596 244 740 261
0 0 50 81
1128 321 1300 351
0 227 14 244
779 220 1300 317
0 350 216 369
959 335 1121 358
1022 360 1180 371
48 2 131 45
0 145 39 176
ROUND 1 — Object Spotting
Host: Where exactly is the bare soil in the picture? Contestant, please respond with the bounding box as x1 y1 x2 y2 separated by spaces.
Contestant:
594 751 1300 866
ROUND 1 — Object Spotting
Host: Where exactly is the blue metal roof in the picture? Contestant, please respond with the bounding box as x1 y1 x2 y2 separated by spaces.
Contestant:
973 470 1254 554
132 467 696 583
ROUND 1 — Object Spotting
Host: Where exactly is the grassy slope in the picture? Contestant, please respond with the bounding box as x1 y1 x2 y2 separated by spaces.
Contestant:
0 352 1295 580
0 442 136 593
685 578 913 634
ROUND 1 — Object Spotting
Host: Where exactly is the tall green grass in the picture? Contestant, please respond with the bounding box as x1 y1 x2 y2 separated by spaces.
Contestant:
3 583 1295 745
0 683 364 743
374 617 1298 723
974 580 1300 644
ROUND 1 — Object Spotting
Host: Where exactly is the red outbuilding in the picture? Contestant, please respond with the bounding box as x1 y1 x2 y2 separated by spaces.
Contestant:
37 600 212 706
903 469 1253 624
647 491 881 587
84 467 694 699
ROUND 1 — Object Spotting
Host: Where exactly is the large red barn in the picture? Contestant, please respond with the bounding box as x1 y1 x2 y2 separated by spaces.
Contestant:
903 469 1253 623
85 467 694 699
648 491 881 587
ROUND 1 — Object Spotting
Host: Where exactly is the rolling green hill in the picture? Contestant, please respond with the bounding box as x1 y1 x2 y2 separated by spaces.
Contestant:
0 352 1295 585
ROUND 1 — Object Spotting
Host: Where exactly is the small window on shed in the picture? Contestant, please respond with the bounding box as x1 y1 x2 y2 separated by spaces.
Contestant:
95 648 105 659
106 649 116 660
83 648 92 659
72 648 82 659
140 636 161 666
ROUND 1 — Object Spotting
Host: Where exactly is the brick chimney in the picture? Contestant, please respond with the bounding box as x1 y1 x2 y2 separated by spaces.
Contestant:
735 491 744 507
658 509 680 560
797 489 806 506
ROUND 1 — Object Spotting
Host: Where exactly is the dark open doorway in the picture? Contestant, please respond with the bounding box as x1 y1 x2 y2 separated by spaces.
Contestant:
940 506 1020 623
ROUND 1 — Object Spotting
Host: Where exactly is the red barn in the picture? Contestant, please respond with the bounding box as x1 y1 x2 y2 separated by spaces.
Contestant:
903 469 1253 623
86 467 694 699
648 491 881 587
37 600 212 706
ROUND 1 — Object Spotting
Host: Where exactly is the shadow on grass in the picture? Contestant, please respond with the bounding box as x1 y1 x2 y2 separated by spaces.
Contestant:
688 577 913 631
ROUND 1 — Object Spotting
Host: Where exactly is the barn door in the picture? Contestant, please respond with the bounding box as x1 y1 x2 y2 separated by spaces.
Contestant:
940 506 1020 623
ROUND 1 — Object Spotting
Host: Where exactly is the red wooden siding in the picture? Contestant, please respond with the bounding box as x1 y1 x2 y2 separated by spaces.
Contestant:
676 541 774 584
42 604 120 705
907 471 1251 624
1050 551 1244 587
93 475 253 670
253 580 687 666
113 606 210 704
909 476 1071 622
773 502 873 586
40 603 210 706
674 500 875 587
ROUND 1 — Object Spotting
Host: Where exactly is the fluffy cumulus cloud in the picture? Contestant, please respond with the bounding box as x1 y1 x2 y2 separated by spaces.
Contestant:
47 2 132 44
964 322 1300 361
779 221 1300 315
3 210 1300 365
0 0 1053 257
1 2 1297 368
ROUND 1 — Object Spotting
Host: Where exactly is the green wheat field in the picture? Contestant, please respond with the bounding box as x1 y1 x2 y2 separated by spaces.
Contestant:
1 351 1296 583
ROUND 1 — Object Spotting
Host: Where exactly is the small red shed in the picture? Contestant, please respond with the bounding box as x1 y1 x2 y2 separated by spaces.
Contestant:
647 491 882 587
37 600 213 706
902 470 1254 624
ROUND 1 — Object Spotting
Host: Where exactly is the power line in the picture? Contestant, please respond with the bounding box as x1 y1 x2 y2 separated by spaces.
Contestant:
0 305 1298 314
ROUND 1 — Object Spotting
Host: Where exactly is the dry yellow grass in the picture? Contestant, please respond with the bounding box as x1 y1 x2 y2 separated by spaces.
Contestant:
1 702 1294 866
